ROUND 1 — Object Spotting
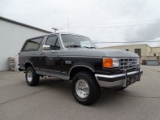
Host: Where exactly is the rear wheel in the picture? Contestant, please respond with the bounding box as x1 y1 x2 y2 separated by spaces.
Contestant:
72 72 101 105
26 67 39 86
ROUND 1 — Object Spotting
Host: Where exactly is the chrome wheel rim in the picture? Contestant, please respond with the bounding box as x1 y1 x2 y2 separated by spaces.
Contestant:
27 71 32 82
75 79 90 98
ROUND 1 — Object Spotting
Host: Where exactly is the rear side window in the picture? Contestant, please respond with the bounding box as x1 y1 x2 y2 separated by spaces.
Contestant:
22 37 43 51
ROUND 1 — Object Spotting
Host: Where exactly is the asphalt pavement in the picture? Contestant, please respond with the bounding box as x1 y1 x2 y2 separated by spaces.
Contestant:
0 65 160 120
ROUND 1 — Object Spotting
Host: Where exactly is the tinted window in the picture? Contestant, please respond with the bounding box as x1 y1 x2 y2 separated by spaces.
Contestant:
23 38 43 51
46 36 60 50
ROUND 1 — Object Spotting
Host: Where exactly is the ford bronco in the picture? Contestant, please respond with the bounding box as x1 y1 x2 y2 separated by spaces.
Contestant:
19 33 143 105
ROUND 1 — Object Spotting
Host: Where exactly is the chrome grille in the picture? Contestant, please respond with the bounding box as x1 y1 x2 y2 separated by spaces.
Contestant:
119 58 139 70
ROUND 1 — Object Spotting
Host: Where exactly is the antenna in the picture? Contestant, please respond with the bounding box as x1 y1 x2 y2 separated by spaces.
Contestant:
68 16 70 32
52 27 59 33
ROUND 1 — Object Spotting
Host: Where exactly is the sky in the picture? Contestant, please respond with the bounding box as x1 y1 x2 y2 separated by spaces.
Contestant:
1 0 160 48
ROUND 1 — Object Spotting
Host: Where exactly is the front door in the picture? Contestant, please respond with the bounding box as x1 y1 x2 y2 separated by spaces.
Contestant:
40 35 61 73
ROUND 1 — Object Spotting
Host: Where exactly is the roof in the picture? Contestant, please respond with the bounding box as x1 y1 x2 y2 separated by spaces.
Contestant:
152 46 160 48
0 16 52 33
25 32 89 40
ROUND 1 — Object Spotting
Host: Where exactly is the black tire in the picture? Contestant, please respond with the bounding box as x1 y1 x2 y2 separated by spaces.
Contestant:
72 72 101 105
116 87 127 90
25 67 39 86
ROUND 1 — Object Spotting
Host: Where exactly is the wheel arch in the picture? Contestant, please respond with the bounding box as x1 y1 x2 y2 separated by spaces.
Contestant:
69 65 95 80
24 62 35 70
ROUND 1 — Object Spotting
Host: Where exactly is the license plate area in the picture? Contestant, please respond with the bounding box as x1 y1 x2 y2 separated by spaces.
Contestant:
126 77 136 86
124 71 141 87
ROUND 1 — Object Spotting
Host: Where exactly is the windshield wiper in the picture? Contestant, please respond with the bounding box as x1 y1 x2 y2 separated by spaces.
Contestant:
66 45 81 48
83 46 96 49
66 45 96 49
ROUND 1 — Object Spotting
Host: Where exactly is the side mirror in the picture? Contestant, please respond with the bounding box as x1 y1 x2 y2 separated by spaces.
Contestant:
43 45 51 50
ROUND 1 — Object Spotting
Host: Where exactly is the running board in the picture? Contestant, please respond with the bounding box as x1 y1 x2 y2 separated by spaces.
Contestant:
36 70 69 80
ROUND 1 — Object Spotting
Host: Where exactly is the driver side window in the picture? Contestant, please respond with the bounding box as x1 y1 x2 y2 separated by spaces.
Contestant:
46 35 60 50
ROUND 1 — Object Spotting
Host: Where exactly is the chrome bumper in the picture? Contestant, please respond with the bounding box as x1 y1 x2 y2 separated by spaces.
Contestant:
95 69 143 88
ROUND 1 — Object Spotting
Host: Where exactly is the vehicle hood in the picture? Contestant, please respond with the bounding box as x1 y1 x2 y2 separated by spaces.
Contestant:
59 48 139 58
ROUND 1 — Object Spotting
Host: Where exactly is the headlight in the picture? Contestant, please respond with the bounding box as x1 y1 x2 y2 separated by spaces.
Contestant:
113 58 120 67
103 58 119 68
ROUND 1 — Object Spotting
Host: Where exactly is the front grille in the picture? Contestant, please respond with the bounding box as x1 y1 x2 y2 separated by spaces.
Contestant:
119 58 139 70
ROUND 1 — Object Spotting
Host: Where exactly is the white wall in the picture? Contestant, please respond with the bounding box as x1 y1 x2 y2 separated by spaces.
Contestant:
0 20 49 71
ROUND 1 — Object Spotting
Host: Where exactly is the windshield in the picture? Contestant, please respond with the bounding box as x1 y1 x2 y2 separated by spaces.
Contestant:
61 34 96 48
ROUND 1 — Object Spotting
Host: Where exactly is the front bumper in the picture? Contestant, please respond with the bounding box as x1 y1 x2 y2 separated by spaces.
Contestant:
95 69 143 88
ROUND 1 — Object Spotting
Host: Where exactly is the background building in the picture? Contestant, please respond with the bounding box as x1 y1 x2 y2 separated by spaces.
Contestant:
101 44 160 65
0 16 51 71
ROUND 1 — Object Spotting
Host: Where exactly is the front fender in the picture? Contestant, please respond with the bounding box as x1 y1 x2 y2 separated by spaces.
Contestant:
68 62 95 75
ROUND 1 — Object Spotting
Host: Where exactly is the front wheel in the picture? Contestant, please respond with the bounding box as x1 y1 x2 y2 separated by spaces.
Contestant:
72 72 101 105
26 67 39 86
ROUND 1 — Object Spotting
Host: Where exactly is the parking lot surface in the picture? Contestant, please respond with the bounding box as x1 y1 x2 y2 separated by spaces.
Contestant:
0 65 160 120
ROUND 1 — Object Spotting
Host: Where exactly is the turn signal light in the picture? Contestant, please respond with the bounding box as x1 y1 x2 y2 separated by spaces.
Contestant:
103 58 113 68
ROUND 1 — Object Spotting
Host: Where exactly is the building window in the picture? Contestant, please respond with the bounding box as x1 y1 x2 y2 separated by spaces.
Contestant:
126 49 129 51
135 49 141 58
154 53 156 56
